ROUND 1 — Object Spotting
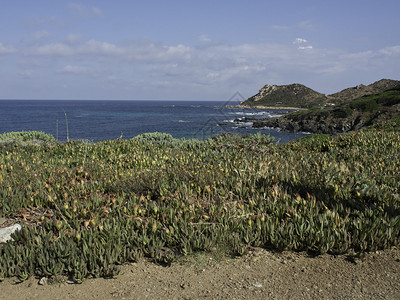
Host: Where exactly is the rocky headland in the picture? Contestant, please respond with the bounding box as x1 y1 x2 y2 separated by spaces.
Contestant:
237 79 400 134
240 83 327 109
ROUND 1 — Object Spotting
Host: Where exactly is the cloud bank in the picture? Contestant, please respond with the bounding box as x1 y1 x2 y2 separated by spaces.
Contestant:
2 35 400 99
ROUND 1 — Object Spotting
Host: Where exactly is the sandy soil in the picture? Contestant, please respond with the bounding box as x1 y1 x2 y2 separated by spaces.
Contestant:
1 247 399 300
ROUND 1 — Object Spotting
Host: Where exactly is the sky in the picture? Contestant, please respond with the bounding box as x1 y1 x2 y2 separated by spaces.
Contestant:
0 0 399 100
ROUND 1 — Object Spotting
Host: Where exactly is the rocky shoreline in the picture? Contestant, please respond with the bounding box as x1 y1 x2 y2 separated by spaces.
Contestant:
236 108 399 135
232 79 400 135
235 86 400 135
226 104 306 110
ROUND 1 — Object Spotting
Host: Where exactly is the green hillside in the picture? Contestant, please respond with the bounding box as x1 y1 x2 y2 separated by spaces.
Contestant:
252 88 400 133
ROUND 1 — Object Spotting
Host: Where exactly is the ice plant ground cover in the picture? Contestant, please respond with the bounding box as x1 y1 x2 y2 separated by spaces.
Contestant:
0 129 399 283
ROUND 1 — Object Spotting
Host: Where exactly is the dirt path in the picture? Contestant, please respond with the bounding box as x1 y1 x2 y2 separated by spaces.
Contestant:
1 248 399 300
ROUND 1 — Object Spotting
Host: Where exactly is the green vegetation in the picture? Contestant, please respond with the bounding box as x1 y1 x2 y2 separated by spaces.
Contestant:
349 96 379 112
0 131 55 147
286 107 325 121
273 88 400 134
241 79 400 109
241 84 327 108
327 88 399 116
0 129 399 283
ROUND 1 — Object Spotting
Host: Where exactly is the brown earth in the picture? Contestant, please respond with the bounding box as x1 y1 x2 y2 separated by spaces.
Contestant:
1 247 399 300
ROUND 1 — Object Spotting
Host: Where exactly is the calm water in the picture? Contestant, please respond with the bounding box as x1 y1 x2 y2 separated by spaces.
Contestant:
0 100 309 143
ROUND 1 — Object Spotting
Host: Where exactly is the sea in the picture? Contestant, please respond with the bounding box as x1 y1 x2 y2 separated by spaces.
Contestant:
0 100 310 143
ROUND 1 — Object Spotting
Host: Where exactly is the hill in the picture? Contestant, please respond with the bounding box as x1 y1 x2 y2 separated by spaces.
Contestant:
328 79 400 104
240 79 400 109
240 83 327 108
250 88 400 134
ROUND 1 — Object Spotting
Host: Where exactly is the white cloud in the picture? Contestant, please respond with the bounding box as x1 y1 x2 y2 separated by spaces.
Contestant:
272 20 314 31
59 65 87 74
293 38 308 44
30 43 74 56
0 43 16 54
199 34 211 42
68 2 103 17
92 7 104 17
27 39 192 63
77 40 124 56
379 45 400 56
271 25 290 30
298 46 313 50
31 30 50 41
299 20 314 30
67 2 83 15
65 34 83 45
23 39 400 78
6 34 400 99
57 65 99 77
293 38 313 50
19 70 34 79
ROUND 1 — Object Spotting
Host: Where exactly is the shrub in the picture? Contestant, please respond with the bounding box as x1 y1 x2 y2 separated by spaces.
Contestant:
0 131 55 147
349 97 378 112
374 89 400 106
133 132 180 146
0 130 399 283
332 107 353 118
289 133 333 152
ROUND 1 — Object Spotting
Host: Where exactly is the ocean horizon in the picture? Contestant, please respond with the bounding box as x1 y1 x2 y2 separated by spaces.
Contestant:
0 100 309 143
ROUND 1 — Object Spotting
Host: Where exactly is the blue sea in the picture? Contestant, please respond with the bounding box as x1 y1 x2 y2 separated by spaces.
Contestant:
0 100 309 143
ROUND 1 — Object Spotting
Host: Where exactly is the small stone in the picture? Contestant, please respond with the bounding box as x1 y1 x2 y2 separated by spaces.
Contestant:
38 277 48 285
0 224 21 243
252 282 263 288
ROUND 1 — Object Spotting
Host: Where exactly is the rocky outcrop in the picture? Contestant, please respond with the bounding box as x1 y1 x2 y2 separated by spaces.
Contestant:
241 83 327 108
238 87 400 134
251 112 368 134
240 79 400 109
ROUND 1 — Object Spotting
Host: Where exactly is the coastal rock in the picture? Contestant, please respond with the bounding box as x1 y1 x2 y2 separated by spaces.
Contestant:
238 82 400 134
239 79 400 110
252 112 369 134
249 88 400 134
241 83 327 108
0 224 21 243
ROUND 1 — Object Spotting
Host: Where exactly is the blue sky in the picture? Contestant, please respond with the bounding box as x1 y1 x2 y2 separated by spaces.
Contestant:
0 0 399 100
